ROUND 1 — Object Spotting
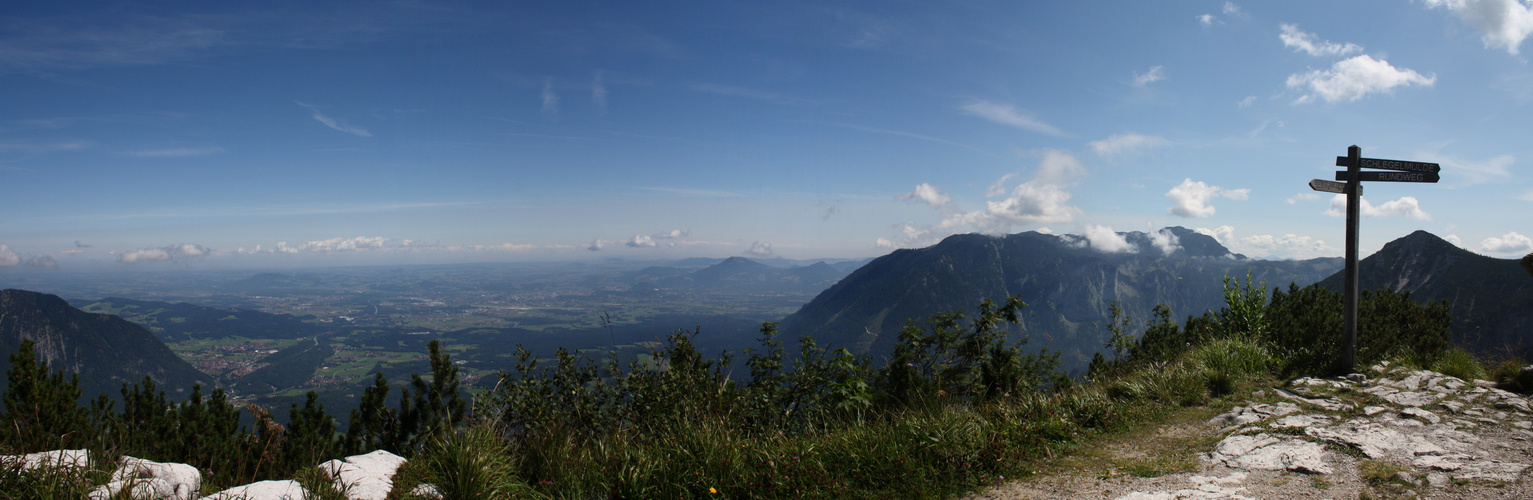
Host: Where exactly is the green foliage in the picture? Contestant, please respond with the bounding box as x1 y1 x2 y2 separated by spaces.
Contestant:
1266 284 1451 376
1217 272 1269 339
0 340 89 453
1429 348 1487 382
883 297 1061 405
415 423 538 500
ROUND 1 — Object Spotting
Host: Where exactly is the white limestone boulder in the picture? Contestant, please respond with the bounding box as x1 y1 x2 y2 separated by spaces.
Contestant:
318 449 408 500
0 449 90 471
199 479 307 500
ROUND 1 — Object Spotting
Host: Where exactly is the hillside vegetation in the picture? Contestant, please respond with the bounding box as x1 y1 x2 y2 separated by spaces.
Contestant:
0 278 1494 499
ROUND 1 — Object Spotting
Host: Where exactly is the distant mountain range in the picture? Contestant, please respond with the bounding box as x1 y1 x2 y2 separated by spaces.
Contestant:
0 289 212 400
628 257 869 294
781 227 1344 371
1315 230 1533 357
72 297 324 341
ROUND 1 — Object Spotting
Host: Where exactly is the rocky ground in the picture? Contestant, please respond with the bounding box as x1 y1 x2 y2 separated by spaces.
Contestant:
965 362 1533 500
1 448 436 500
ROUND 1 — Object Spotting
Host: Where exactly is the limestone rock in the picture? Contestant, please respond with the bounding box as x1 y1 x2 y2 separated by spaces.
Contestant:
1205 433 1332 474
200 480 307 500
0 449 89 471
107 455 201 500
318 449 408 500
1207 402 1299 430
89 478 177 500
1112 473 1254 500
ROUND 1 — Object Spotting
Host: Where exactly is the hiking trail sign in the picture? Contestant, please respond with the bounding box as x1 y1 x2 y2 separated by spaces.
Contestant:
1327 145 1440 373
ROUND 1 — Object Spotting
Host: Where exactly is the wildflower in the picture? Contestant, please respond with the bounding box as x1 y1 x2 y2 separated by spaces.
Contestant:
709 487 718 494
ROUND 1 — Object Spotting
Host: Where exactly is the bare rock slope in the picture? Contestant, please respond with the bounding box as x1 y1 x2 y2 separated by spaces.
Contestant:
969 362 1533 499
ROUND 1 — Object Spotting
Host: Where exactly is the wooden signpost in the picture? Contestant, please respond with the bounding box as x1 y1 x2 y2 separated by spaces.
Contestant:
1314 145 1440 373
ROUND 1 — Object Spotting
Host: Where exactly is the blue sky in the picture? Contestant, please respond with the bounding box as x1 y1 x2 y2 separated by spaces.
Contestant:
2 0 1531 270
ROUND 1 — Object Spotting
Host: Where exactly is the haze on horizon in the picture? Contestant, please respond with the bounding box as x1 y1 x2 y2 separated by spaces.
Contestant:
3 1 1532 273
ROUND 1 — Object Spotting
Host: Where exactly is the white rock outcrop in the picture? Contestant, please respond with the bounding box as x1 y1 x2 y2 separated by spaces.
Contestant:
200 479 308 500
318 449 409 500
0 449 89 471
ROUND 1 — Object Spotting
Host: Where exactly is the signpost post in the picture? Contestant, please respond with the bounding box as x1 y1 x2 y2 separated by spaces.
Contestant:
1317 146 1440 373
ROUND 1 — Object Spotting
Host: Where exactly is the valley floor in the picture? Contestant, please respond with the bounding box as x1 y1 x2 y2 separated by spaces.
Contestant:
963 364 1533 500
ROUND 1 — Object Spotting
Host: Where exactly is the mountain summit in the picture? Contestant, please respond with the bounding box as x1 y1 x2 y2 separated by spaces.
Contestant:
1317 230 1533 356
781 227 1341 370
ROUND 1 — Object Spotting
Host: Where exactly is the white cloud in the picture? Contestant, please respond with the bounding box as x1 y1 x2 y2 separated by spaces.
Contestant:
1150 228 1182 255
1089 133 1169 157
292 236 389 252
655 229 689 239
117 243 212 263
587 239 610 251
1424 0 1533 55
1237 96 1256 108
875 237 896 249
1445 234 1465 247
1080 224 1136 253
1166 178 1250 218
891 150 1085 246
1286 55 1435 104
541 77 560 119
1195 225 1338 259
746 241 774 257
1325 195 1432 220
1287 192 1321 204
26 255 57 269
1481 231 1533 254
1198 14 1218 26
1223 2 1243 15
124 146 224 158
298 103 371 137
592 71 608 115
985 173 1016 197
1279 24 1363 57
1133 65 1167 86
899 182 951 208
626 235 656 248
0 245 18 267
958 100 1066 136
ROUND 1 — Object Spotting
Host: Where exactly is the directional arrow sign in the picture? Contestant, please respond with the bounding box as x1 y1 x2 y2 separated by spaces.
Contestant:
1335 156 1441 173
1334 171 1440 183
1310 179 1360 195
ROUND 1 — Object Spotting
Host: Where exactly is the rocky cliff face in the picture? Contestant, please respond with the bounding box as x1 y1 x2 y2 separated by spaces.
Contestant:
0 288 212 400
782 228 1342 370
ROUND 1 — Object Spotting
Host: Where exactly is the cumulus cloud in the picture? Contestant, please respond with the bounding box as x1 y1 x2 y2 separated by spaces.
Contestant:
875 237 896 248
587 239 610 251
1279 24 1364 57
1237 96 1256 108
117 243 212 263
889 151 1086 247
1325 195 1431 220
541 77 560 119
1195 225 1338 259
1481 231 1533 254
1080 224 1136 253
1150 228 1182 255
26 255 57 269
655 229 689 239
1197 14 1218 26
1286 55 1435 104
1166 178 1250 218
298 103 371 137
279 236 390 253
626 235 656 248
1424 0 1533 55
0 245 18 267
1133 65 1167 86
1224 2 1243 16
900 183 951 208
746 241 773 257
1445 234 1465 247
958 100 1066 136
1089 133 1169 157
1287 192 1321 204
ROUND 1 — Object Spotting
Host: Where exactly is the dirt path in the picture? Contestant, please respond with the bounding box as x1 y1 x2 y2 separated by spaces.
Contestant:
961 364 1533 500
